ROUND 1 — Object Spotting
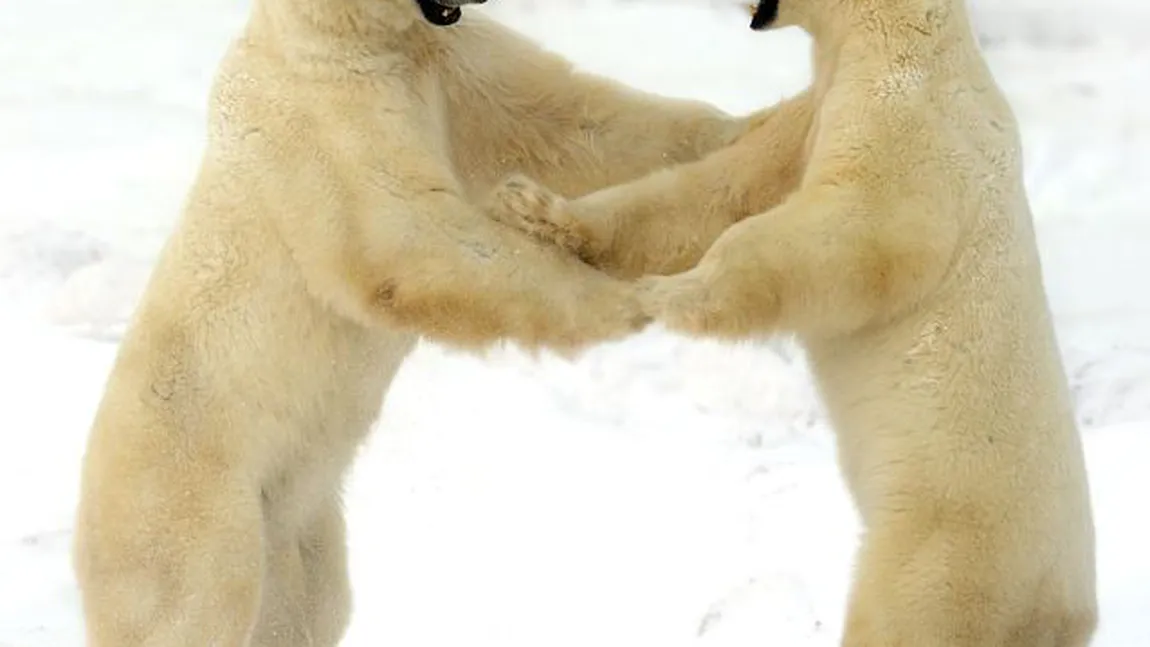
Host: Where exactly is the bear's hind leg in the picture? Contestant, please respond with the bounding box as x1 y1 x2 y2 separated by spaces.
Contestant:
840 520 1007 647
1001 597 1097 647
841 514 1097 647
251 499 350 647
74 472 265 646
298 501 352 645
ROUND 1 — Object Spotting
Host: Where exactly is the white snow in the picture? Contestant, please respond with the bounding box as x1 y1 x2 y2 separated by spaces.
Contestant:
1 0 1147 645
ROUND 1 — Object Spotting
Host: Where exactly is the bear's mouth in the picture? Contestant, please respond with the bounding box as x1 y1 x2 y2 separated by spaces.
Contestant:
415 0 487 27
749 0 779 30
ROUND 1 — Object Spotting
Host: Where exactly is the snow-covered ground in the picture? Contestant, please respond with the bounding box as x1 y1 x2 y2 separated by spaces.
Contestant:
1 0 1147 645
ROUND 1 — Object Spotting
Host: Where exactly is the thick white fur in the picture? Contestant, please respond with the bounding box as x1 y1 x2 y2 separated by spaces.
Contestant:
70 1 763 644
487 1 1099 644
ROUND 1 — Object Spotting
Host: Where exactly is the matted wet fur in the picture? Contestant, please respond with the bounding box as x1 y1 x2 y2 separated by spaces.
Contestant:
70 0 765 644
486 0 1098 644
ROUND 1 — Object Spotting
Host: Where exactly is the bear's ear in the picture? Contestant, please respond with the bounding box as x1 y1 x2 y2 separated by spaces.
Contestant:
750 0 780 30
416 0 463 26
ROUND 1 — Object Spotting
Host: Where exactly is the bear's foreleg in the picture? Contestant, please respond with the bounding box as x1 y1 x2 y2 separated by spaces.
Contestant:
638 186 959 340
485 91 815 279
280 184 650 355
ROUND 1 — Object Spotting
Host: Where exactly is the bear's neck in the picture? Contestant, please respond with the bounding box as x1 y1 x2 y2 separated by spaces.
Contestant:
249 0 434 59
801 0 970 45
805 0 975 94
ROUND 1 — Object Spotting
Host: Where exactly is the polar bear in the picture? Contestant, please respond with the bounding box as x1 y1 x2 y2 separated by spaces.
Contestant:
70 1 764 645
486 0 1099 644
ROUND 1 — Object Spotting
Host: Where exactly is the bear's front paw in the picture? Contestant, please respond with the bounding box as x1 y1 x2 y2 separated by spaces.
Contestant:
486 175 590 257
639 272 717 336
545 279 652 358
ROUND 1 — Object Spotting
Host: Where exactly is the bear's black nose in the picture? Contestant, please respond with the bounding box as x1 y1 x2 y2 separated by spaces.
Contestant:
416 0 463 26
750 0 779 30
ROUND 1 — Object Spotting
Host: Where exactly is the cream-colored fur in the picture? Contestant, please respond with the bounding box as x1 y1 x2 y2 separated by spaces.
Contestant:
487 1 1098 644
71 1 762 644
